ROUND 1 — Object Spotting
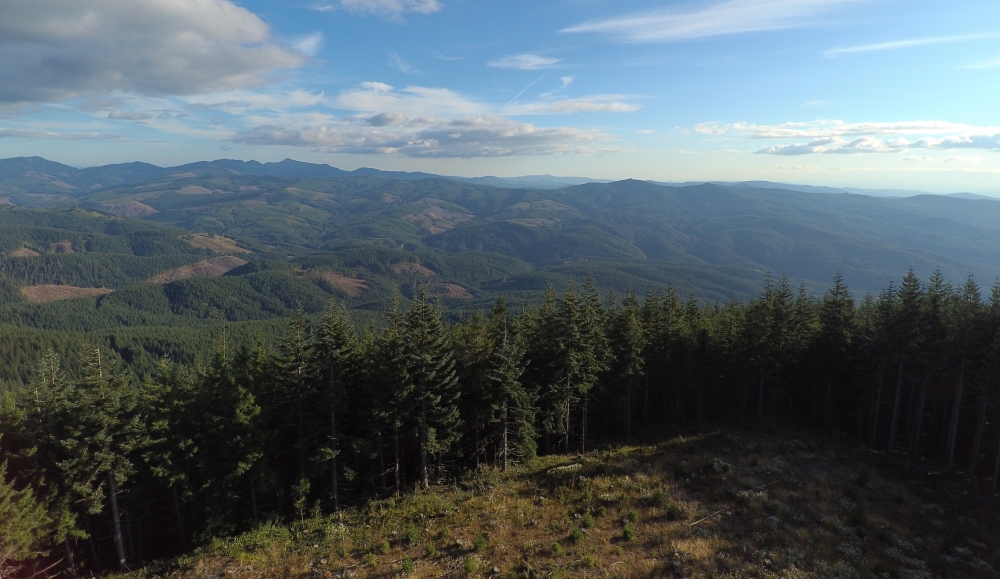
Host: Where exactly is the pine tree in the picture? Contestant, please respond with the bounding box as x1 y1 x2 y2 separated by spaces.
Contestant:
816 273 856 427
608 288 646 438
0 459 48 579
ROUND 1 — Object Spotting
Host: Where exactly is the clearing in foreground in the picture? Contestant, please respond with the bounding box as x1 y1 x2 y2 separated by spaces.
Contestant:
117 430 1000 579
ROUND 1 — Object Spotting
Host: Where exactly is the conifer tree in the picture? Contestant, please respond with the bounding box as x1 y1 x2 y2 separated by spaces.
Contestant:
608 288 646 438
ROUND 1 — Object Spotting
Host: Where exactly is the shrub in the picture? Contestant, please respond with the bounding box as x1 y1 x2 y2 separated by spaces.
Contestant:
473 533 487 552
400 558 416 574
552 542 565 556
581 554 598 568
581 511 596 529
570 527 586 544
404 523 421 544
597 505 608 517
376 539 391 554
626 509 639 523
425 544 437 558
623 524 636 542
666 502 685 521
652 490 667 508
463 556 478 574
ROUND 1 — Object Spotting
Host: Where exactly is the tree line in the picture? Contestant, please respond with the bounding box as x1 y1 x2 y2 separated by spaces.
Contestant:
3 270 1000 575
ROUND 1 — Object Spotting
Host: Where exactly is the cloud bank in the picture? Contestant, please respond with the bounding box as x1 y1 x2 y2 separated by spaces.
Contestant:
339 0 442 18
562 0 860 42
488 54 561 70
0 0 304 104
696 120 1000 154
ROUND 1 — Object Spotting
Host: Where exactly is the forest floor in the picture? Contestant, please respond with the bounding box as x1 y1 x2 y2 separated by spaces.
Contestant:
116 429 1000 579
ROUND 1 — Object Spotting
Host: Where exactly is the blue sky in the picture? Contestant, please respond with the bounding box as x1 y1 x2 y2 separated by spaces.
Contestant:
2 0 999 192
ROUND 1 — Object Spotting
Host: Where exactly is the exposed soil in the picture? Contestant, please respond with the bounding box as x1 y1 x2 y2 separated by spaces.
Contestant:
100 200 160 217
392 262 437 277
183 234 251 254
148 256 248 283
0 197 13 206
402 206 475 235
178 185 214 195
21 285 113 303
9 248 40 257
302 271 370 297
428 283 473 299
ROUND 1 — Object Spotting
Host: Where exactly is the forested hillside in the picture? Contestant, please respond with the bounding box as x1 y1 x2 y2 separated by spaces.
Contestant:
3 271 1000 577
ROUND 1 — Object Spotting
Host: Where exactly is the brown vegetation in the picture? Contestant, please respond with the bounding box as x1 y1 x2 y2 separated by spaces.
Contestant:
117 430 1000 579
300 271 370 297
8 248 40 257
21 285 113 303
183 234 251 254
100 201 160 217
148 256 248 283
50 241 74 254
428 283 473 299
178 185 214 195
392 262 437 277
402 206 474 235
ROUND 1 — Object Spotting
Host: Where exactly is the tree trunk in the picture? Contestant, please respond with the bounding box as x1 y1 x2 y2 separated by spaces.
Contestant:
420 394 429 489
502 399 509 472
108 471 127 570
331 408 340 512
968 397 987 479
581 390 588 454
887 361 904 452
394 423 402 495
871 371 884 444
946 359 965 474
824 377 834 427
172 485 185 544
643 377 649 427
910 375 929 455
758 374 765 417
992 428 1000 496
626 383 631 439
85 515 100 569
250 479 258 521
64 536 76 576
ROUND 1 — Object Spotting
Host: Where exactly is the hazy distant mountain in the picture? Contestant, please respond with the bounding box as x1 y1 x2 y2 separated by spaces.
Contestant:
654 180 959 198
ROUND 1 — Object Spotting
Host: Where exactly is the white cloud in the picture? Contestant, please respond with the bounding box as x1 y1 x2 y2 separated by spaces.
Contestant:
700 119 1000 155
108 110 153 121
637 129 655 134
0 0 304 104
560 76 575 89
335 82 487 117
366 112 409 126
504 96 641 115
964 57 1000 70
231 115 616 158
562 0 861 42
339 0 442 18
824 33 998 58
292 33 324 57
488 54 561 70
0 128 124 140
389 52 421 75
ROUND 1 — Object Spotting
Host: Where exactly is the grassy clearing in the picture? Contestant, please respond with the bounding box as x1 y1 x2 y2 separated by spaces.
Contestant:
116 430 1000 578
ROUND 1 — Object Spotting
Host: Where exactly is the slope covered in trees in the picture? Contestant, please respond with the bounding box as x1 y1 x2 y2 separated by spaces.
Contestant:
3 271 1000 577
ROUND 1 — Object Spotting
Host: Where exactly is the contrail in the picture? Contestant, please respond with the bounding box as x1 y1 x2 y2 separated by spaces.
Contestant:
503 74 547 109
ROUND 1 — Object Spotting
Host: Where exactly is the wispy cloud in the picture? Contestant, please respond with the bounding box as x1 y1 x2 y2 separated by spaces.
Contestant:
824 33 998 58
0 128 124 140
963 57 1000 69
562 0 861 42
339 0 442 19
697 119 1000 154
389 52 421 75
504 96 641 115
488 54 561 70
292 33 324 57
559 76 575 89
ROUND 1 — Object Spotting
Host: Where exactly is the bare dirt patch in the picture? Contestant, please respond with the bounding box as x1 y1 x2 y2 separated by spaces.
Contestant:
148 256 248 283
100 201 159 218
402 206 474 235
51 241 74 254
392 262 436 277
506 217 561 228
178 185 213 195
9 248 41 257
22 285 113 303
183 234 251 254
0 197 13 206
302 271 370 297
428 283 473 299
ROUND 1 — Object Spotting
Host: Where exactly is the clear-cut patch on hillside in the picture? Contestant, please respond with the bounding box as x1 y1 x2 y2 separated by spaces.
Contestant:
50 241 74 253
100 200 159 217
402 206 475 235
0 197 13 206
148 256 248 283
178 185 214 195
183 234 251 254
8 247 40 257
428 283 473 299
300 271 370 297
392 262 437 276
21 285 113 303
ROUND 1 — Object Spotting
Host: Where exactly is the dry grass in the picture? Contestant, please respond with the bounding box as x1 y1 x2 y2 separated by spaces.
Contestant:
428 283 474 299
115 430 1000 579
178 185 214 195
301 271 371 297
392 262 437 277
402 207 475 235
148 256 248 283
183 234 251 254
8 248 40 257
21 285 113 303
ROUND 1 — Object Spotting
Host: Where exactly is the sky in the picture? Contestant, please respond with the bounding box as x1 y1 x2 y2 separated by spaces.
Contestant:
1 0 999 193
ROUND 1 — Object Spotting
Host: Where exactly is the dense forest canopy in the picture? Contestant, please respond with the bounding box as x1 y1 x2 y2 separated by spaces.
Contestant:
3 269 1000 575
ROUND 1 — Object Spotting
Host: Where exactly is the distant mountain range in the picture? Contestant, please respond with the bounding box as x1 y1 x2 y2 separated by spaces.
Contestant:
1 156 993 199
